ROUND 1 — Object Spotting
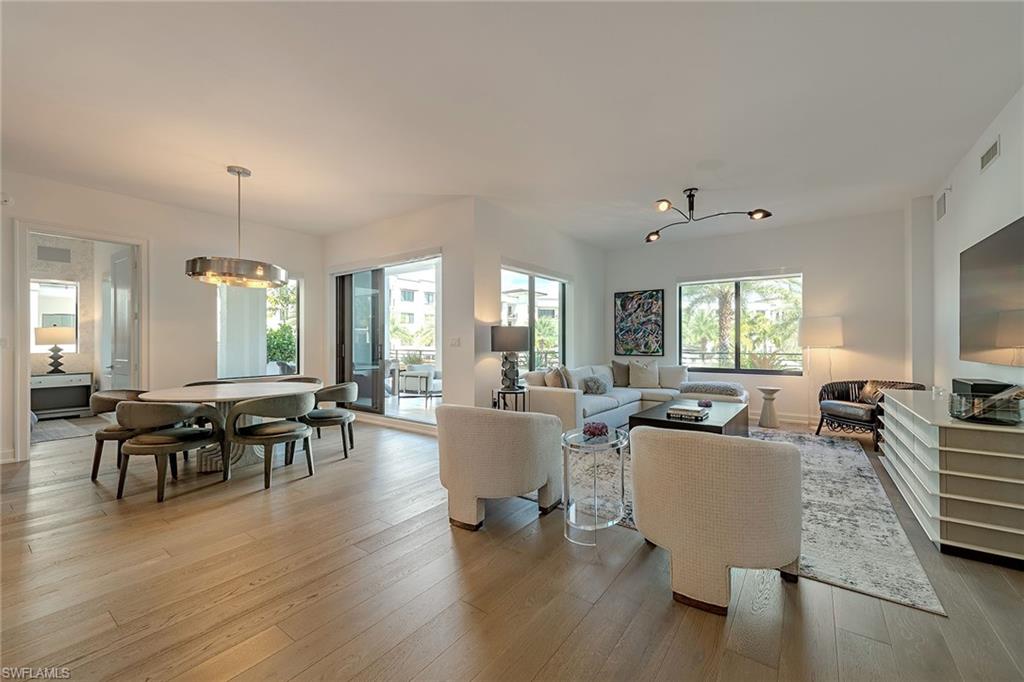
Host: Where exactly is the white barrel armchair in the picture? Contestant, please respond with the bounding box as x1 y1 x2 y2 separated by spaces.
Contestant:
436 405 563 530
630 427 802 615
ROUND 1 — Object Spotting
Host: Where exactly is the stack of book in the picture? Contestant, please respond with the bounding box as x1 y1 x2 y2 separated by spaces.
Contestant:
666 404 709 422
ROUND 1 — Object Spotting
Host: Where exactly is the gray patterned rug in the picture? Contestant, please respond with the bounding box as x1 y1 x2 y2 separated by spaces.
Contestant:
30 418 91 444
537 427 945 615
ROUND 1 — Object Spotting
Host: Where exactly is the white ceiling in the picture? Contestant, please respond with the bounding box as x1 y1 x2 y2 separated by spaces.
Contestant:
3 2 1022 247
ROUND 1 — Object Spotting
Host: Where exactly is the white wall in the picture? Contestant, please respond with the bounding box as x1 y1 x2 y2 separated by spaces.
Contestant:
931 85 1024 388
605 211 908 421
904 196 935 386
0 171 325 460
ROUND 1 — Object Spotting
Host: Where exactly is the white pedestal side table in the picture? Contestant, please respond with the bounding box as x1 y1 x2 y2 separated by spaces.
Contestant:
757 386 782 428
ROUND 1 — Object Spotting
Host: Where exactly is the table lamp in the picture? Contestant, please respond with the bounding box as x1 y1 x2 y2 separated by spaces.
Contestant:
799 316 844 380
35 325 76 374
491 326 530 389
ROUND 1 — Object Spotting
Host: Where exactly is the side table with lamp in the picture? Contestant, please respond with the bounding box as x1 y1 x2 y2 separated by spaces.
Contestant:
31 326 93 419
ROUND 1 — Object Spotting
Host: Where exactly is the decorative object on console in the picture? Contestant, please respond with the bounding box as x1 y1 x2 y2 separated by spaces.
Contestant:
582 421 609 440
697 399 713 408
34 325 75 374
490 325 529 389
816 379 926 450
644 187 772 243
948 385 1022 426
614 289 664 356
952 378 1015 397
185 166 288 289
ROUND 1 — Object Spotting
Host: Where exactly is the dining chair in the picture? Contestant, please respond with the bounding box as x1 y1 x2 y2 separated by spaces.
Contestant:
299 382 358 458
89 389 146 480
184 380 234 387
280 376 321 384
225 393 315 489
115 401 226 502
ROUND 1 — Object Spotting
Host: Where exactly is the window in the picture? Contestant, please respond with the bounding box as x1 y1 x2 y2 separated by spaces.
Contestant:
400 289 415 302
500 268 566 371
678 275 802 374
30 280 79 353
218 279 300 378
400 312 415 324
425 291 435 304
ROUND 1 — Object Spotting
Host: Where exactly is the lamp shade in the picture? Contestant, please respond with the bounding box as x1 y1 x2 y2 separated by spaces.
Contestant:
35 326 75 346
491 326 530 352
798 316 843 348
996 310 1024 348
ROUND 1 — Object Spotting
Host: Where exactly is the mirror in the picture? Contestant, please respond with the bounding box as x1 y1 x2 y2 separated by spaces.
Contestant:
31 280 78 352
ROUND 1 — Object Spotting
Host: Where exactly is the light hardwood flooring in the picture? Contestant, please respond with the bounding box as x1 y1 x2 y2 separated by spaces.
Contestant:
1 421 1022 681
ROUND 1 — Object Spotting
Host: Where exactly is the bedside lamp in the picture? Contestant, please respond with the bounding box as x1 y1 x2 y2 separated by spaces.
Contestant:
491 326 530 389
35 325 76 374
799 316 844 380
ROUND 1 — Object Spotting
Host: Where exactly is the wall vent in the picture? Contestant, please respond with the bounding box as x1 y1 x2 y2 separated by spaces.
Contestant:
980 136 1000 172
936 192 946 221
36 245 71 263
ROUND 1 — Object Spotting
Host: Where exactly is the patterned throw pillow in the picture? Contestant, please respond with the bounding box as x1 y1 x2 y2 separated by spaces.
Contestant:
679 381 744 397
544 367 567 388
858 380 884 405
580 375 609 395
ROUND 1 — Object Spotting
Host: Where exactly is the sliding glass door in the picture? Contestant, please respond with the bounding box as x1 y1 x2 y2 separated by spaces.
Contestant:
337 269 385 413
500 268 566 371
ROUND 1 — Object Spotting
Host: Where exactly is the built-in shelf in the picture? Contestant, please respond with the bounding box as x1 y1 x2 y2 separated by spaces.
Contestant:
880 389 1024 566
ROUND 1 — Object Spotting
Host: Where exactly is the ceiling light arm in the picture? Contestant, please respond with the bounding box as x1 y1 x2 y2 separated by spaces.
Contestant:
692 210 750 222
670 206 691 222
655 219 692 233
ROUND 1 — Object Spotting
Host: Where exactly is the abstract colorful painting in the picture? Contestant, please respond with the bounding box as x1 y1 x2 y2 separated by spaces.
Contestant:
614 289 664 356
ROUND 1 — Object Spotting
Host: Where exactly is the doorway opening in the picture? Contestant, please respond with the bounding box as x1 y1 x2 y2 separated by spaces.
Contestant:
336 256 441 425
25 232 140 445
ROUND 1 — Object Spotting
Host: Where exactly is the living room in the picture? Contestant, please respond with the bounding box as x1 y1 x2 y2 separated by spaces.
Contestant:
1 2 1022 680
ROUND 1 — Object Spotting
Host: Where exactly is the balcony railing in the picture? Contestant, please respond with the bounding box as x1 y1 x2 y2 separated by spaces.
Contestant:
680 349 803 372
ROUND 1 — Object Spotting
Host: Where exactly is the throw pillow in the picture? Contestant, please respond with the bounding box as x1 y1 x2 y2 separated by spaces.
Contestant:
611 360 630 387
859 380 884 405
629 360 660 388
658 365 688 389
580 375 609 395
544 367 567 388
679 381 744 397
558 365 574 389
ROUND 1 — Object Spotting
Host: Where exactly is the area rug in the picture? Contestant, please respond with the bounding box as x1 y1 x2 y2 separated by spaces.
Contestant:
534 427 946 615
30 418 91 444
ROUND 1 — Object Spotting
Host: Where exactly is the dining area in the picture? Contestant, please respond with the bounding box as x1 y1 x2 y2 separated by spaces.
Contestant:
89 376 358 502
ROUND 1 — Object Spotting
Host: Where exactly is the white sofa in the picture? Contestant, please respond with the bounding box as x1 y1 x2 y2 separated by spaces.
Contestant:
522 363 748 431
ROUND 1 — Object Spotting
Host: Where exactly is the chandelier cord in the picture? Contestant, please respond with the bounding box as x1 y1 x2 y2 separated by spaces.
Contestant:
236 171 242 259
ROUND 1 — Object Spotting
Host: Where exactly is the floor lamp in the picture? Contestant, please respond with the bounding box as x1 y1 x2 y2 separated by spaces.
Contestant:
799 316 844 426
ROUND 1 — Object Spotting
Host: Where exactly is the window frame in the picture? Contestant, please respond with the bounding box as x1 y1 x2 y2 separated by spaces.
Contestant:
217 278 302 379
678 275 803 376
400 289 415 302
500 268 566 372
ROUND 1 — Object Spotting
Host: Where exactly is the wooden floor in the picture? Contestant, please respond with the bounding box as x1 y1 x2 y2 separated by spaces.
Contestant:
2 422 1022 681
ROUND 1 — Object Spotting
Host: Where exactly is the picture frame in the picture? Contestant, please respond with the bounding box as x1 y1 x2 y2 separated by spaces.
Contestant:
614 289 664 356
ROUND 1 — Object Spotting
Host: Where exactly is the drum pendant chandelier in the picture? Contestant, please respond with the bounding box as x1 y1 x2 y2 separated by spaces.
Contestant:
185 166 288 288
644 187 772 243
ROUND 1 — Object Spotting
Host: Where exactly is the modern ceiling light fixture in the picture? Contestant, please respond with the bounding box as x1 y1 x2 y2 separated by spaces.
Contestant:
185 166 288 288
644 187 772 243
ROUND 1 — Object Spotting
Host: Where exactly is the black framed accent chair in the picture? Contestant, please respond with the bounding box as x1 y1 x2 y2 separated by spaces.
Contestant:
816 380 926 451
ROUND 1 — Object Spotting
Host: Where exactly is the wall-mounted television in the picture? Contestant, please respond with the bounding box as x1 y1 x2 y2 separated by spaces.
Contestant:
960 215 1024 367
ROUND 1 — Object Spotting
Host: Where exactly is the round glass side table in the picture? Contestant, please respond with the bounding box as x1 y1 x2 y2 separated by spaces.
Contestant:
562 426 630 546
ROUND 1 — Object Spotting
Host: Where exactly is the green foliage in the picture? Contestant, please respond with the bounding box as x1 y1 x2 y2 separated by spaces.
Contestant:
267 283 297 319
402 352 424 365
266 323 297 363
389 319 414 346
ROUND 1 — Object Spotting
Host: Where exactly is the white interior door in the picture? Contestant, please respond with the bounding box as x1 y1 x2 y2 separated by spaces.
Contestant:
110 247 136 389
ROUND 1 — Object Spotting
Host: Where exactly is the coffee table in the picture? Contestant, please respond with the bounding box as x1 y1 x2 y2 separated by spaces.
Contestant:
628 400 749 437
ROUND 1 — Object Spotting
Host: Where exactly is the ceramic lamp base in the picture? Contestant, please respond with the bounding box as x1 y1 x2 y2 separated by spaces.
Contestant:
46 345 66 374
500 352 519 389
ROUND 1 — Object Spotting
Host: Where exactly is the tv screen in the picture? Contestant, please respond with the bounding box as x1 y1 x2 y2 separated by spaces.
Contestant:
960 215 1024 367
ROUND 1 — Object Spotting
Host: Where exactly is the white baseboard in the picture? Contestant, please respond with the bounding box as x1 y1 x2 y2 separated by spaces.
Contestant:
0 449 16 464
355 412 437 437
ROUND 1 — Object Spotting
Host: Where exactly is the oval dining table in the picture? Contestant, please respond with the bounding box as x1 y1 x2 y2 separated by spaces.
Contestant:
139 380 322 473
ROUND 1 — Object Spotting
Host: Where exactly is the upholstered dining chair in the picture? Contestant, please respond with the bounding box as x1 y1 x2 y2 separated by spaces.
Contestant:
630 427 801 615
184 380 233 387
436 405 562 530
225 393 315 489
280 376 321 384
90 389 145 480
115 401 225 502
299 382 358 457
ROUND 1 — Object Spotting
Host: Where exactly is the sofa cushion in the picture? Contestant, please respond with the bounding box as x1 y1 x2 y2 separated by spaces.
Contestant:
592 365 614 386
629 360 660 388
658 365 688 389
567 366 593 389
679 381 745 397
820 399 876 423
605 387 642 407
611 361 630 387
130 427 214 445
580 375 609 395
544 367 568 388
580 395 618 418
523 370 547 387
638 387 681 402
